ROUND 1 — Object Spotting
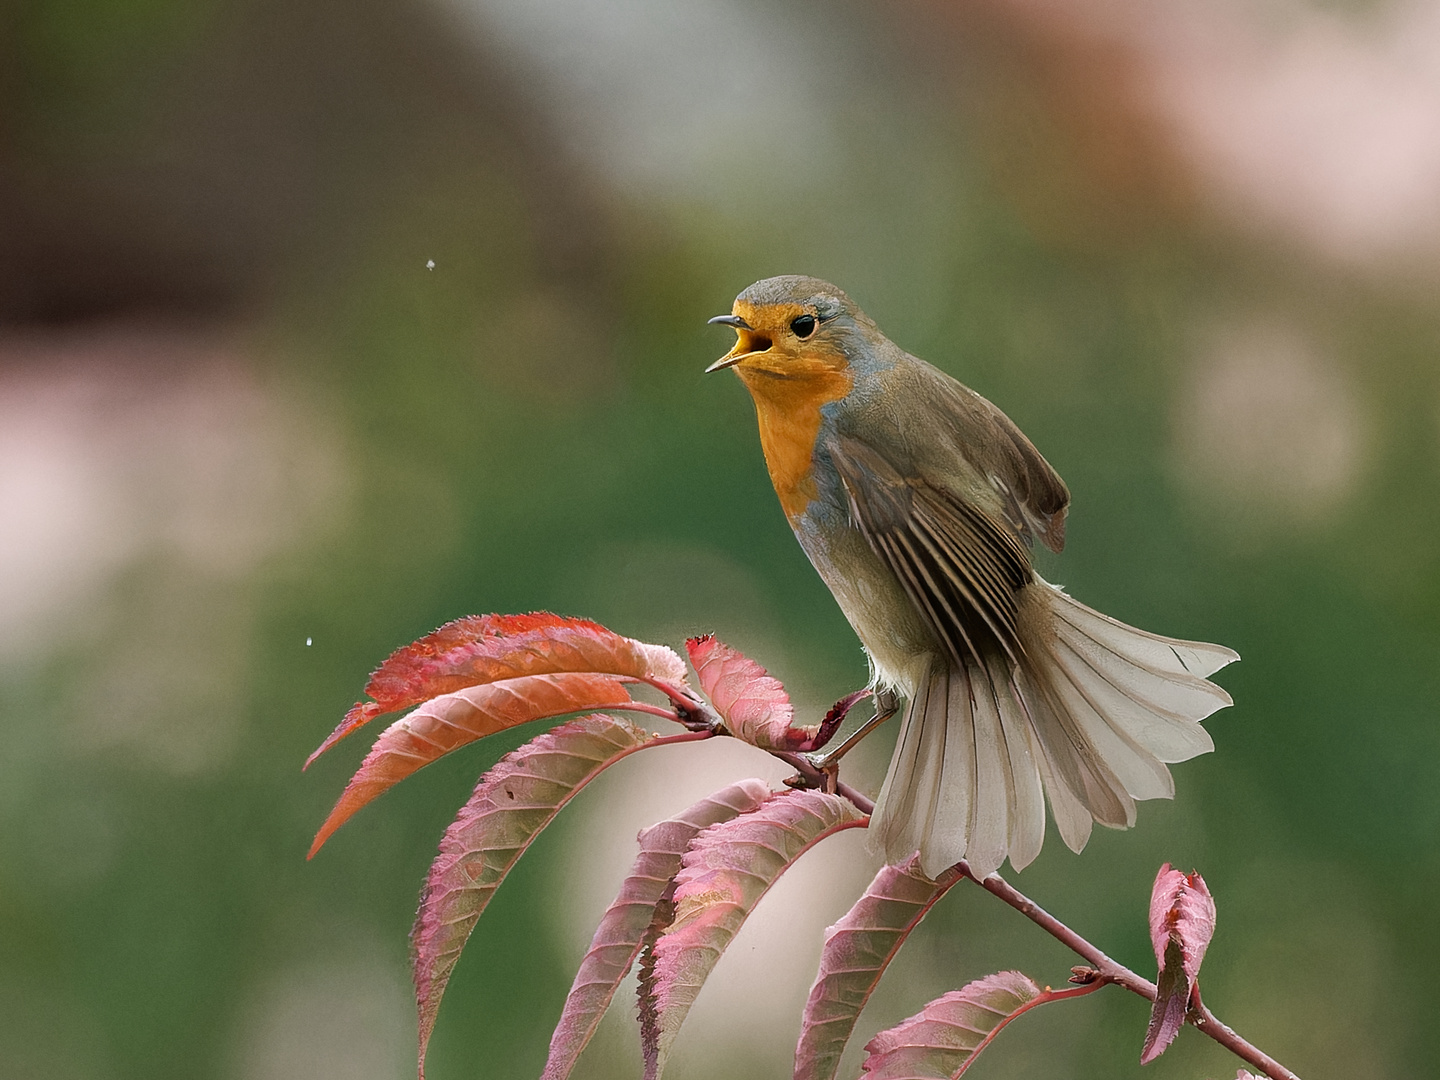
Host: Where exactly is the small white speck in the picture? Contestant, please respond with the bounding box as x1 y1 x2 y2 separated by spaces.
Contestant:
306 637 312 647
425 259 435 270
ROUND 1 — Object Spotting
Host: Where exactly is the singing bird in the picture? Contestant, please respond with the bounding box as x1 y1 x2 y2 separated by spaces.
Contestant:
708 276 1237 878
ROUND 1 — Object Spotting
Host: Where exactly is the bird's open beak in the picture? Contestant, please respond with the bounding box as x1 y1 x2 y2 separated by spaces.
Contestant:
706 314 761 373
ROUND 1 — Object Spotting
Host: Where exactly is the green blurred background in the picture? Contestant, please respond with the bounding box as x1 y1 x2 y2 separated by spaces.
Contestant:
2 0 1437 1077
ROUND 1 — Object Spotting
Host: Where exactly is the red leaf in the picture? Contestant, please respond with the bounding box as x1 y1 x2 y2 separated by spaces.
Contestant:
307 614 688 766
860 971 1043 1079
410 714 666 1078
308 673 634 857
540 779 773 1080
641 789 867 1079
1148 863 1216 980
1141 864 1217 1064
685 635 843 751
795 855 963 1080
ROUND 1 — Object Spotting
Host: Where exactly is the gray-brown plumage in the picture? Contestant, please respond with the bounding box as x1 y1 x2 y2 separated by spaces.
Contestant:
709 275 1237 877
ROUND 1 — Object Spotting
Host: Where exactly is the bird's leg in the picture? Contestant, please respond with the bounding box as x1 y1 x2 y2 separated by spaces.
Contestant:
805 688 900 773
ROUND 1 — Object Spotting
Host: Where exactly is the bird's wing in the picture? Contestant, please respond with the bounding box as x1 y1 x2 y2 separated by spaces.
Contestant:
825 433 1031 668
920 368 1070 554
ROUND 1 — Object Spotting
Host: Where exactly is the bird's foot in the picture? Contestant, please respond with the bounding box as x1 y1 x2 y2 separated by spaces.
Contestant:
804 688 900 772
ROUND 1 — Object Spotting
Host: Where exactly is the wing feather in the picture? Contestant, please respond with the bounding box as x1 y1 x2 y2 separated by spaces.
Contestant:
881 533 986 666
897 360 1071 553
827 434 1030 667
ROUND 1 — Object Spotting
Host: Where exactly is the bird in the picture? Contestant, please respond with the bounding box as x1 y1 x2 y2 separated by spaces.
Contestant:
706 275 1237 879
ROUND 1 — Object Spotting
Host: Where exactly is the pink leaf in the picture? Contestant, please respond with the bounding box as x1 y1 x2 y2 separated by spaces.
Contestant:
410 714 666 1078
540 779 773 1080
860 971 1044 1079
1148 863 1216 980
309 673 636 856
795 855 963 1080
307 614 688 766
1141 864 1217 1064
685 635 849 751
641 789 867 1079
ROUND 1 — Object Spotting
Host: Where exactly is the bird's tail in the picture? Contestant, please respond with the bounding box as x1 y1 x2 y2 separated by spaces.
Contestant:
869 577 1238 879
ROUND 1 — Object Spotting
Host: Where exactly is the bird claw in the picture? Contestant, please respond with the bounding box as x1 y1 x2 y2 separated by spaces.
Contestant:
805 688 900 771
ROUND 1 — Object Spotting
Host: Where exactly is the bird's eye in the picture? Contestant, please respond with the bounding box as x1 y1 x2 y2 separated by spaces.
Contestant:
790 314 817 339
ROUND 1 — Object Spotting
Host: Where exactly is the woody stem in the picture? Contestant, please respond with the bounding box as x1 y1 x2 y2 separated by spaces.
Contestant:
653 680 878 815
958 863 1302 1080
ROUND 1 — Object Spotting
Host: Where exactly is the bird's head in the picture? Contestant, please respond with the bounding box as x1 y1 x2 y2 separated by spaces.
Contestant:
706 276 877 382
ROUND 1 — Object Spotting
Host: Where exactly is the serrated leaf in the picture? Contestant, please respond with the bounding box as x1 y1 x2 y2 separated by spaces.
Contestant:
641 789 866 1080
1142 864 1216 1064
685 635 847 751
859 971 1043 1079
794 855 962 1080
540 779 774 1080
1142 937 1189 1066
410 713 663 1078
309 672 635 856
307 614 688 766
1148 863 1216 980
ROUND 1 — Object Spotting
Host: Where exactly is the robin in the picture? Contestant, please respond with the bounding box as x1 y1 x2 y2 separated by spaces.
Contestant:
707 275 1236 878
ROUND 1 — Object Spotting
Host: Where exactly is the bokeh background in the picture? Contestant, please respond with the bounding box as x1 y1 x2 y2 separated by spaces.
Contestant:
3 0 1438 1077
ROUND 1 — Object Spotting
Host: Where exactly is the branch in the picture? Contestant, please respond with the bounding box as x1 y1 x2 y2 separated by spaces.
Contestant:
659 679 1288 1076
833 781 875 816
647 678 880 817
764 750 875 815
958 863 1302 1080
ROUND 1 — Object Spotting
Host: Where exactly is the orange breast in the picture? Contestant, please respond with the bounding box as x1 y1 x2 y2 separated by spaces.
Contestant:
737 359 853 521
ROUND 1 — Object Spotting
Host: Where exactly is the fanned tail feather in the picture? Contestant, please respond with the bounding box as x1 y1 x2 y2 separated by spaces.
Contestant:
871 578 1237 878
